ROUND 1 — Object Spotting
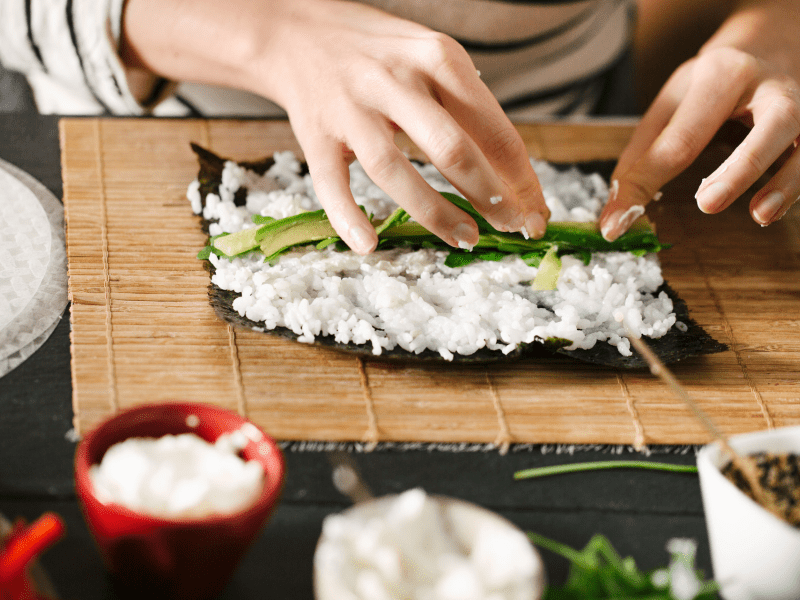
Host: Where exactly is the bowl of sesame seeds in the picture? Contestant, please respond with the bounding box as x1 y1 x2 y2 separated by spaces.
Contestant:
697 425 800 600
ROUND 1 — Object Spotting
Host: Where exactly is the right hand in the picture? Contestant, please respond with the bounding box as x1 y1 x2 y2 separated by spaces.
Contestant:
122 0 551 253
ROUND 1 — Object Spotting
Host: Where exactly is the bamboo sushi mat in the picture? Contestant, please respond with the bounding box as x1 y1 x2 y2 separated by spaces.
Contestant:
60 117 800 447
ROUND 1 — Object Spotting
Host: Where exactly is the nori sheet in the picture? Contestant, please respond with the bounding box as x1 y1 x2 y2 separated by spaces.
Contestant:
191 144 728 368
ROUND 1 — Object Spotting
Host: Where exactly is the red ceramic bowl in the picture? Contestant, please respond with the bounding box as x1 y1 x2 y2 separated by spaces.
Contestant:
74 402 285 600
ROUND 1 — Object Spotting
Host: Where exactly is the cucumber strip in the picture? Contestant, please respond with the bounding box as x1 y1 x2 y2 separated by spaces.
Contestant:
532 246 562 290
213 209 332 257
260 216 339 260
212 226 263 257
254 209 330 243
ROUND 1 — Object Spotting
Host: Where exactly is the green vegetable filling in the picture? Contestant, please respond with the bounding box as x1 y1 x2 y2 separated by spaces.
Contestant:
199 191 668 284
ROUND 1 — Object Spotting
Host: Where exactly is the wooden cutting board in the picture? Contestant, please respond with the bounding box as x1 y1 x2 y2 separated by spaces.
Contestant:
60 117 800 447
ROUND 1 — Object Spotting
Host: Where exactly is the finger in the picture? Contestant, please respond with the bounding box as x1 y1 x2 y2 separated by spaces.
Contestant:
598 72 684 242
750 141 800 226
695 88 800 214
407 34 549 237
611 61 690 181
346 114 481 249
600 52 753 241
441 95 549 238
301 136 379 255
386 85 537 236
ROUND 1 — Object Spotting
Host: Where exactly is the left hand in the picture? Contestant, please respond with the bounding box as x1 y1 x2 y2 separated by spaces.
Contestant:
600 39 800 240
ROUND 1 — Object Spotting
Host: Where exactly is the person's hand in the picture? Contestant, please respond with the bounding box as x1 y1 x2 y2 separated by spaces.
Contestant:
122 0 550 254
600 6 800 241
267 1 552 253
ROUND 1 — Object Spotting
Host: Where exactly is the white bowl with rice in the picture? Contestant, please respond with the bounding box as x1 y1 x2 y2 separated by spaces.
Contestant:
313 488 545 600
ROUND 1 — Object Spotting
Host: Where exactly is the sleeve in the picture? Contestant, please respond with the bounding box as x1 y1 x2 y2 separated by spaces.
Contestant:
0 0 172 114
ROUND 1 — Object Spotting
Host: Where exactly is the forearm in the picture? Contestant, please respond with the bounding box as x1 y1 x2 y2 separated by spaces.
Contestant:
633 0 733 110
700 0 800 76
121 0 329 109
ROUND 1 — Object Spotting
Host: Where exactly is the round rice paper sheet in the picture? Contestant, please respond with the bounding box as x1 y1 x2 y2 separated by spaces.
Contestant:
0 319 60 376
0 166 49 331
0 159 67 378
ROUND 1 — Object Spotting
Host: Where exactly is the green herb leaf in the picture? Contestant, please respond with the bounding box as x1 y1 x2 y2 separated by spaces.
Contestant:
522 464 714 600
316 238 339 250
521 251 546 267
444 252 479 268
529 533 718 600
475 251 508 262
514 461 699 481
570 249 593 265
440 191 497 232
374 206 411 235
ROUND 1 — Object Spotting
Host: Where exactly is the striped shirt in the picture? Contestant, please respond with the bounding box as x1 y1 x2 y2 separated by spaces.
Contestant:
0 0 636 117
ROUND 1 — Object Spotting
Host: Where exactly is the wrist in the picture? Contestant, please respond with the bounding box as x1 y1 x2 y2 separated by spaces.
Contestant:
700 0 800 73
120 0 294 104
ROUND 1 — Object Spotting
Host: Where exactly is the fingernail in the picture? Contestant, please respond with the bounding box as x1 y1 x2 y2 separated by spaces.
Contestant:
453 222 478 250
348 224 376 254
753 191 784 225
609 179 620 203
600 212 619 242
497 211 525 233
525 211 547 239
695 181 729 213
601 205 645 242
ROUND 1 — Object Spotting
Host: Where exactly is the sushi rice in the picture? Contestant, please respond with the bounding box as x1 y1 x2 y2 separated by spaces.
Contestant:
187 153 675 360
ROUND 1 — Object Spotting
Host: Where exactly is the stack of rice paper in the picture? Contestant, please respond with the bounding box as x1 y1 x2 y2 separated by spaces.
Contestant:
0 159 67 377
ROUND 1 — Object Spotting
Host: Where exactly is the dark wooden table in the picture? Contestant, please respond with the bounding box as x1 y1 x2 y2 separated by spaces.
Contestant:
0 112 713 599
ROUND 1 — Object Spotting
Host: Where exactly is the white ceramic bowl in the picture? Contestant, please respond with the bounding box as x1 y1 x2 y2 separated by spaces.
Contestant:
314 492 546 600
697 425 800 600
